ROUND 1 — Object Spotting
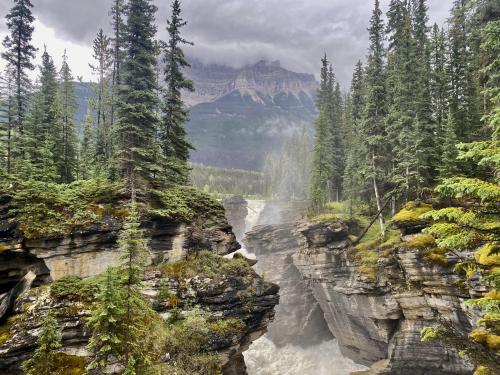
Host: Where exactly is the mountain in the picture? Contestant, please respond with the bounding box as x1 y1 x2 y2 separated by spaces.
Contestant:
185 60 318 171
73 60 318 171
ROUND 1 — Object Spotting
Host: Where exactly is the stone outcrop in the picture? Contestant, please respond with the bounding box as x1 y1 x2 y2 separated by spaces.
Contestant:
292 220 474 375
0 261 279 374
0 190 278 374
223 196 248 241
0 213 238 287
243 217 333 347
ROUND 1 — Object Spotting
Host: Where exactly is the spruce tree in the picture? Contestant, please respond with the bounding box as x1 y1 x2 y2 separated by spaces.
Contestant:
448 0 480 142
0 67 15 173
86 267 125 374
57 51 78 183
362 0 387 235
90 29 114 164
343 61 367 217
79 112 96 180
1 0 37 137
117 201 158 372
430 24 448 138
412 0 436 184
110 0 126 127
438 111 460 180
310 55 334 211
328 65 344 201
21 313 62 375
160 0 195 184
115 0 160 190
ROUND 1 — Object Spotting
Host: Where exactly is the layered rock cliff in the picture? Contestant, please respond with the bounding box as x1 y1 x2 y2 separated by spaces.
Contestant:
292 219 474 375
0 187 279 374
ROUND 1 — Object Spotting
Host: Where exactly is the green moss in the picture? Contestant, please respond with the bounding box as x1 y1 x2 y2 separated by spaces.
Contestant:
160 250 254 281
393 201 433 226
50 276 100 302
12 179 123 239
149 186 225 227
475 244 500 267
163 308 245 375
0 316 15 346
469 329 500 351
51 353 86 375
405 234 436 249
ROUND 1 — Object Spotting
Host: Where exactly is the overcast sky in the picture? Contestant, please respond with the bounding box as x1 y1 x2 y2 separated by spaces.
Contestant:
0 0 453 88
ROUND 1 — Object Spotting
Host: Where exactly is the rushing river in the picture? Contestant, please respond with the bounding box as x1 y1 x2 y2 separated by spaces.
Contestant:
242 200 367 375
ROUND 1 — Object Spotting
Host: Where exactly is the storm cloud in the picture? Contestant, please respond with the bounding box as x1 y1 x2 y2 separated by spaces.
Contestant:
0 0 453 87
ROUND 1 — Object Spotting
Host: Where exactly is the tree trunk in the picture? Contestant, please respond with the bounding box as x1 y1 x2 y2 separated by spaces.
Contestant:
372 150 385 237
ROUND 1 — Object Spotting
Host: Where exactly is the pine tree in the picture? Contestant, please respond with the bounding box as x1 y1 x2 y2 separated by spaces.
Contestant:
89 29 113 164
160 0 195 185
310 55 334 211
438 111 460 180
79 112 96 180
0 67 15 173
110 0 126 127
448 0 480 142
343 61 368 216
117 200 157 371
57 51 78 183
1 0 37 137
21 313 62 375
86 267 125 374
115 0 160 190
362 0 387 235
430 24 448 138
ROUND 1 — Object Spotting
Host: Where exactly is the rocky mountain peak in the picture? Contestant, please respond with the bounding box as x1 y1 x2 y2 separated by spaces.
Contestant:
183 58 318 107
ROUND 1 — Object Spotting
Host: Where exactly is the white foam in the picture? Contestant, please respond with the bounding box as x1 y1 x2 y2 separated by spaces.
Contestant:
245 337 367 375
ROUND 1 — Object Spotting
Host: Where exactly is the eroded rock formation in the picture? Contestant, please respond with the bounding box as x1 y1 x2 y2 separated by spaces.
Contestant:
292 220 473 375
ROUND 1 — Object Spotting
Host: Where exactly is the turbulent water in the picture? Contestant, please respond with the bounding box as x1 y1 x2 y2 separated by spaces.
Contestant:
245 337 366 375
242 200 367 375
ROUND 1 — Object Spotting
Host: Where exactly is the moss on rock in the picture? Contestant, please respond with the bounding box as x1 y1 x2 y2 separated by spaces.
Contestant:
393 201 433 227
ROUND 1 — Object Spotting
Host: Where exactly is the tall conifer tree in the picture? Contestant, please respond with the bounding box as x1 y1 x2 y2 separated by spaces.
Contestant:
115 0 160 190
90 29 114 164
160 0 195 184
363 0 387 235
57 51 78 183
1 0 37 137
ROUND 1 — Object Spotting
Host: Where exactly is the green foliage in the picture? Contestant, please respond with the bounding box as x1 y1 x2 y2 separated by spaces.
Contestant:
21 312 63 375
392 201 433 226
160 249 254 281
162 308 244 375
50 276 100 302
160 0 194 185
149 186 224 225
10 178 122 239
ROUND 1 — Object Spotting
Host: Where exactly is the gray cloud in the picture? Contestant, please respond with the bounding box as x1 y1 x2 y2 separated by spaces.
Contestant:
0 0 453 87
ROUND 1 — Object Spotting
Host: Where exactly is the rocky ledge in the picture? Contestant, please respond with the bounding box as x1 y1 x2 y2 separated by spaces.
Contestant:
0 251 279 374
0 186 278 374
292 219 474 375
243 222 333 346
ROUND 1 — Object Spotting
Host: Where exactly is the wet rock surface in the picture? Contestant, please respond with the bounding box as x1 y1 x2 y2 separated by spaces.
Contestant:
242 203 333 347
292 220 473 375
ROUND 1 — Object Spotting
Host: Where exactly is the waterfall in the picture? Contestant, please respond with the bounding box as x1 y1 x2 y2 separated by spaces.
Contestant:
242 200 367 375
